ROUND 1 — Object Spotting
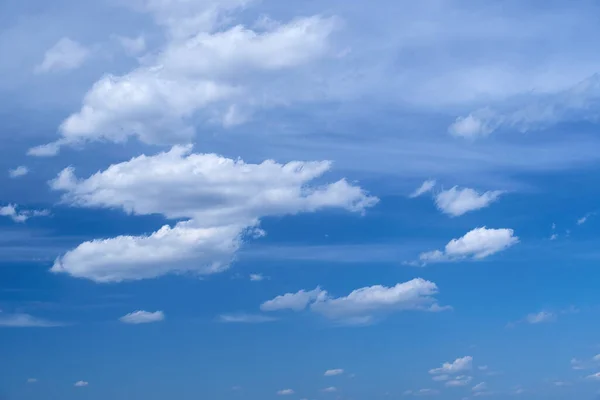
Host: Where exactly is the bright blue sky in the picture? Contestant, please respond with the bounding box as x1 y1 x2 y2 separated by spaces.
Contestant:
2 1 600 399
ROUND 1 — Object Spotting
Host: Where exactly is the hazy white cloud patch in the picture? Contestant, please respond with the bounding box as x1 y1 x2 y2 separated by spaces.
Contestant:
34 37 90 74
324 369 344 376
0 312 64 328
429 356 473 375
8 166 29 178
277 389 294 395
74 381 89 387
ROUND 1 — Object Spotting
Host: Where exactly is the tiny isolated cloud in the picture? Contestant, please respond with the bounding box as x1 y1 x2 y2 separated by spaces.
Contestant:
249 273 266 281
119 310 165 324
261 278 449 324
418 227 519 264
27 378 37 383
322 386 337 392
429 356 473 375
74 381 88 387
218 314 276 323
586 372 600 381
324 369 344 376
34 37 90 74
409 180 436 198
277 389 295 395
435 187 503 217
8 166 29 178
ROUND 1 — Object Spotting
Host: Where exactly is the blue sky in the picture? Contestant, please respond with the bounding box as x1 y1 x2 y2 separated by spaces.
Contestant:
2 0 600 399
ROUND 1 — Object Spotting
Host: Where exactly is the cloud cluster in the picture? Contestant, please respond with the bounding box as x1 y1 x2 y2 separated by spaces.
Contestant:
30 0 339 155
49 145 377 282
261 278 448 324
0 205 50 223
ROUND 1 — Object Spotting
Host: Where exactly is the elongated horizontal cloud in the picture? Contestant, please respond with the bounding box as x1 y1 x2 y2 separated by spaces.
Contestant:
8 166 29 178
0 312 64 328
0 205 50 223
435 187 503 216
324 369 344 376
29 0 339 155
419 227 518 263
119 310 165 324
262 278 448 324
429 356 473 375
218 314 276 323
50 146 378 282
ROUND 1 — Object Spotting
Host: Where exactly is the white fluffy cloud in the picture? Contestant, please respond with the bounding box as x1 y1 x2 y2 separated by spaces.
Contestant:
119 310 165 324
0 204 50 223
30 0 339 155
322 386 337 392
50 146 377 282
74 381 89 387
8 166 29 178
34 37 90 74
324 369 344 376
262 278 448 324
419 227 519 264
409 179 436 198
435 187 503 217
448 112 498 139
429 356 473 375
445 375 472 387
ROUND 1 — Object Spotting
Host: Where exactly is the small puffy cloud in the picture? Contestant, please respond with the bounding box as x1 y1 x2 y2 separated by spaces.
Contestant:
435 187 503 217
119 310 165 324
277 389 294 395
322 386 337 392
34 37 90 74
419 227 518 264
27 378 37 383
27 142 62 157
0 312 62 328
324 369 344 376
261 287 326 312
49 146 377 283
571 358 587 370
429 356 473 375
409 180 436 198
262 279 449 324
74 381 88 387
218 314 276 323
0 204 50 223
550 233 558 241
445 376 472 387
8 166 29 178
525 311 555 324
